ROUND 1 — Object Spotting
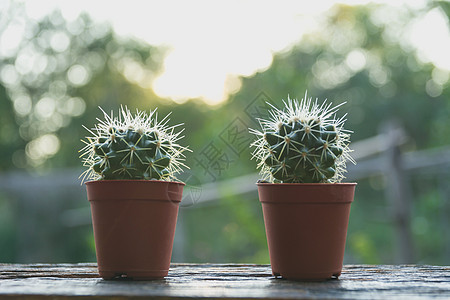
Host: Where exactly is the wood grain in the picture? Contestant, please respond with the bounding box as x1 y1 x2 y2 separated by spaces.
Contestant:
0 264 449 299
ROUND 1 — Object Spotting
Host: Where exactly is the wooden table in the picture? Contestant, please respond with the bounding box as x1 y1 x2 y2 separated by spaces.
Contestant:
0 263 449 299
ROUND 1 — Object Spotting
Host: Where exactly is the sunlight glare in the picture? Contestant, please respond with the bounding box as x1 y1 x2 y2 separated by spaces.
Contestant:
408 8 450 70
17 0 449 105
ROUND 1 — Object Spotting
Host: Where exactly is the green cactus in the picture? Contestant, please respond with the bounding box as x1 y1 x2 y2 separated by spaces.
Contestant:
79 106 189 182
250 92 354 183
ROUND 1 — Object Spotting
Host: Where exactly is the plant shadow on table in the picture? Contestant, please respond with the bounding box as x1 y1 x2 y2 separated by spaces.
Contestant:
268 277 344 287
95 277 171 286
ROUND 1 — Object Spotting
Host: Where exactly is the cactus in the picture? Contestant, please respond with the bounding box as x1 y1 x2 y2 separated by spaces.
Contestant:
79 106 189 182
250 92 354 183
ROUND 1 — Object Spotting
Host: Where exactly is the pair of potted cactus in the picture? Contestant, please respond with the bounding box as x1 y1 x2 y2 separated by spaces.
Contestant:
80 92 356 281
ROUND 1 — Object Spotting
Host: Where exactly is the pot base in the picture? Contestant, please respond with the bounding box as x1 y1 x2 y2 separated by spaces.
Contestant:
273 270 341 281
99 269 168 280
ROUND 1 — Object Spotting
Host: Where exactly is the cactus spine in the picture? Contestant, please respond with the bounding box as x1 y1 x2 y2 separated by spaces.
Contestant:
250 92 354 183
80 106 189 182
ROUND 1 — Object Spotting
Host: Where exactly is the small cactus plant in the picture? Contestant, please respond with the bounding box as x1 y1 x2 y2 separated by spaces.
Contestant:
80 106 189 182
250 92 354 183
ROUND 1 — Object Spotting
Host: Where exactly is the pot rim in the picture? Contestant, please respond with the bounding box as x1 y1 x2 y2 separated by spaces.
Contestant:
85 179 186 186
256 182 356 186
257 182 356 204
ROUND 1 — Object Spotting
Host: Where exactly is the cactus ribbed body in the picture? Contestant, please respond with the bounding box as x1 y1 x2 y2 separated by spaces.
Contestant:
91 128 171 180
262 121 342 183
250 92 353 183
80 106 188 182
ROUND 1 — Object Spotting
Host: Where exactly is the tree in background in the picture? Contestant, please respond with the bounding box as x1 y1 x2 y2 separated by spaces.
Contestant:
232 3 450 149
0 1 449 264
0 2 168 171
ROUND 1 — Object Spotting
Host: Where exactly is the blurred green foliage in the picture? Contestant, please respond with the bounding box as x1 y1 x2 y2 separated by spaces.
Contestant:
0 2 449 264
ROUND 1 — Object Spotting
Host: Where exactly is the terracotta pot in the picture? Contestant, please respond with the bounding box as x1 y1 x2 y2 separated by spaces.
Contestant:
86 180 184 280
257 183 356 281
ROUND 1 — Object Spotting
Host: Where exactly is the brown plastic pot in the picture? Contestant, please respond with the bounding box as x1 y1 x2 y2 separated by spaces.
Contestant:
257 182 356 281
86 180 184 280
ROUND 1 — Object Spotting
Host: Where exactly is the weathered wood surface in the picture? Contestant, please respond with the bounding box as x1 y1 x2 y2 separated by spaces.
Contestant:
0 263 449 299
